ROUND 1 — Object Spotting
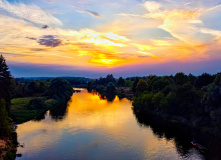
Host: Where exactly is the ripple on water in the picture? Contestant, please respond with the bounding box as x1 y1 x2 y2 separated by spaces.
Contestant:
16 90 207 160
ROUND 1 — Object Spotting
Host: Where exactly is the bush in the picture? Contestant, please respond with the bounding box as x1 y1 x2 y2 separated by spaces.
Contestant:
28 98 45 110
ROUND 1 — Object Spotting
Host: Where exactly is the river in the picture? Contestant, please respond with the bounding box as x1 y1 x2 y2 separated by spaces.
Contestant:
16 89 208 160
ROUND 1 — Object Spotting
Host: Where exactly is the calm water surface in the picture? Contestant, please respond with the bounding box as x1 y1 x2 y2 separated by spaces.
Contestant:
16 89 205 160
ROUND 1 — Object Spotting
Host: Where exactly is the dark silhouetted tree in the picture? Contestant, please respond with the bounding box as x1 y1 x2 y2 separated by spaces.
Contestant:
195 73 214 88
106 74 116 83
132 77 139 92
0 54 12 113
118 77 125 86
106 82 116 95
0 99 10 136
49 78 73 104
136 79 148 93
174 72 188 85
106 82 116 101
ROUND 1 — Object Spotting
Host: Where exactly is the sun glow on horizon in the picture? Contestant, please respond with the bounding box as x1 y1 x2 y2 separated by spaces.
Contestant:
0 0 221 73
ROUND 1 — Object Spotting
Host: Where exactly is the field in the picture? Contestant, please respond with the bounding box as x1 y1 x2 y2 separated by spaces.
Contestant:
11 97 57 124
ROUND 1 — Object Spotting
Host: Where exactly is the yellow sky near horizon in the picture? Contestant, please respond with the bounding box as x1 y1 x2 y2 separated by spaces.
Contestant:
0 0 221 71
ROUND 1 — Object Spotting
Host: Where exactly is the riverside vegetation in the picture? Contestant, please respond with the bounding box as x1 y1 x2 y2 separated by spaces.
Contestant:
88 72 221 138
0 55 73 159
87 74 134 101
132 73 221 137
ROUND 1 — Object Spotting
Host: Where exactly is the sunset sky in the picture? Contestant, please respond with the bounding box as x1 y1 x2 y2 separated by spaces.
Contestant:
0 0 221 77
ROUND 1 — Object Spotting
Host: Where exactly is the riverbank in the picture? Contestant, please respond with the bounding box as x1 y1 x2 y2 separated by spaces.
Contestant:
133 109 221 159
10 97 59 124
3 96 72 160
0 131 18 160
133 107 221 140
0 97 59 159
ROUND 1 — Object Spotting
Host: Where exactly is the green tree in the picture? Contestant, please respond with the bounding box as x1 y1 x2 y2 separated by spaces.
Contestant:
214 74 221 86
132 77 139 92
195 73 214 88
106 74 116 83
28 98 45 110
136 79 148 93
152 79 170 92
152 92 165 108
0 54 12 113
160 92 176 114
188 73 196 85
106 82 116 101
174 72 188 85
106 82 116 95
141 92 154 108
28 81 37 92
125 80 133 87
117 77 125 86
176 83 200 115
49 78 73 104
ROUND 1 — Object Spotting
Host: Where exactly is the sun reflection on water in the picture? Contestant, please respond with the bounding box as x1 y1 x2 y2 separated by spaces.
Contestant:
16 89 203 160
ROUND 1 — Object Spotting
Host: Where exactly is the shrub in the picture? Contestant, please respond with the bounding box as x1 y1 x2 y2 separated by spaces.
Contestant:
28 98 45 110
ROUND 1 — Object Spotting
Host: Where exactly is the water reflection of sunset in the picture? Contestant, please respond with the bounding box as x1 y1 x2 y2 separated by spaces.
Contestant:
16 90 202 160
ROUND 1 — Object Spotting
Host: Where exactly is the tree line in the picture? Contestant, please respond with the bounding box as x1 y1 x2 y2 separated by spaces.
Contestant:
0 54 74 137
132 72 221 136
86 71 221 136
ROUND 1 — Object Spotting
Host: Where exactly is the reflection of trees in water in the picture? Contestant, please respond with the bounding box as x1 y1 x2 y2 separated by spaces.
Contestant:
50 105 68 121
33 112 46 121
105 94 116 102
132 110 217 159
91 91 116 102
31 104 69 122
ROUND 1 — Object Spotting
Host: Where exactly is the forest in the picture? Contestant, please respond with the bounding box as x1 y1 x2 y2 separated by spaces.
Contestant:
132 73 221 137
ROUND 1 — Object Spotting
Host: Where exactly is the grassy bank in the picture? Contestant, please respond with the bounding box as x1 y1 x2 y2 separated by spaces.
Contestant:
11 97 58 124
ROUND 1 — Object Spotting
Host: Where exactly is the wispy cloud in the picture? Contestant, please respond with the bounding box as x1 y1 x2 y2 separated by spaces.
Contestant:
75 9 102 18
118 13 145 18
206 4 221 12
0 0 62 25
85 10 102 18
1 0 221 71
200 28 221 37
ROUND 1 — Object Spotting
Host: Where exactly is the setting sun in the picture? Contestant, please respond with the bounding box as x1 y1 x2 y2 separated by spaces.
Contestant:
0 0 220 76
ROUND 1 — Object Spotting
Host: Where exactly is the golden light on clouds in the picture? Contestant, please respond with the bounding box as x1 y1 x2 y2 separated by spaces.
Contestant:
134 44 153 51
1 0 221 71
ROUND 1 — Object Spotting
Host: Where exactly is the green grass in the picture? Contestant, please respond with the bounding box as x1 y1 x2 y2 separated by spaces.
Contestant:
10 97 55 124
11 97 35 110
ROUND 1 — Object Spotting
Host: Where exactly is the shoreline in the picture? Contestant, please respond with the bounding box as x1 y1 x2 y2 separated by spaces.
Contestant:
0 131 18 160
133 107 221 140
